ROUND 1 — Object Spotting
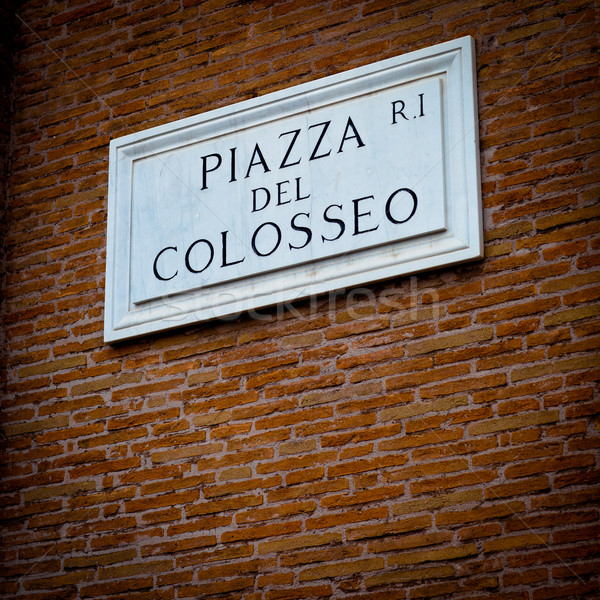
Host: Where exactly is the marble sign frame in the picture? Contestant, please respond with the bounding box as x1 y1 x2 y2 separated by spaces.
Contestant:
104 36 482 342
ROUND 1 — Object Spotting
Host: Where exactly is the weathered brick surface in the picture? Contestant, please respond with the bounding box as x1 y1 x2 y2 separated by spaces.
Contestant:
1 0 599 598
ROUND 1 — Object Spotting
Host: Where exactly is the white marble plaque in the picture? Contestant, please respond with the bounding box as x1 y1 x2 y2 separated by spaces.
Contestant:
105 36 482 342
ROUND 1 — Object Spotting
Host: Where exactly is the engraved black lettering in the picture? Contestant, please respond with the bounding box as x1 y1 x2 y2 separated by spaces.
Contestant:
221 231 245 268
385 187 418 224
308 121 332 161
185 239 214 273
295 177 310 202
153 246 178 281
201 153 222 190
321 204 345 242
391 100 409 124
289 212 312 250
252 187 270 212
251 222 282 257
229 147 237 182
352 195 379 236
279 128 302 168
277 180 291 206
338 116 365 153
245 143 271 178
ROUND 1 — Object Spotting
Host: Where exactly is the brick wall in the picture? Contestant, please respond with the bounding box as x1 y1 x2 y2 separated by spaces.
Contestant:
1 0 599 598
0 0 18 391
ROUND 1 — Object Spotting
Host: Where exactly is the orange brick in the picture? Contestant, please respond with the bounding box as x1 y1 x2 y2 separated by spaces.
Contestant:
299 557 384 582
485 475 551 500
247 364 320 390
365 565 455 588
203 475 281 499
22 569 96 591
484 532 550 553
347 515 430 541
389 543 478 566
306 506 387 531
222 353 298 378
384 458 470 483
259 531 342 555
149 442 222 464
405 327 494 355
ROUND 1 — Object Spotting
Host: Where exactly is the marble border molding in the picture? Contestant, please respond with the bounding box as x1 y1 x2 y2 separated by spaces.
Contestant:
104 36 482 342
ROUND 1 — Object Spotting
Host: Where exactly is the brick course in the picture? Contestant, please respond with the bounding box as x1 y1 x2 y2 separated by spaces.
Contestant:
1 0 599 598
